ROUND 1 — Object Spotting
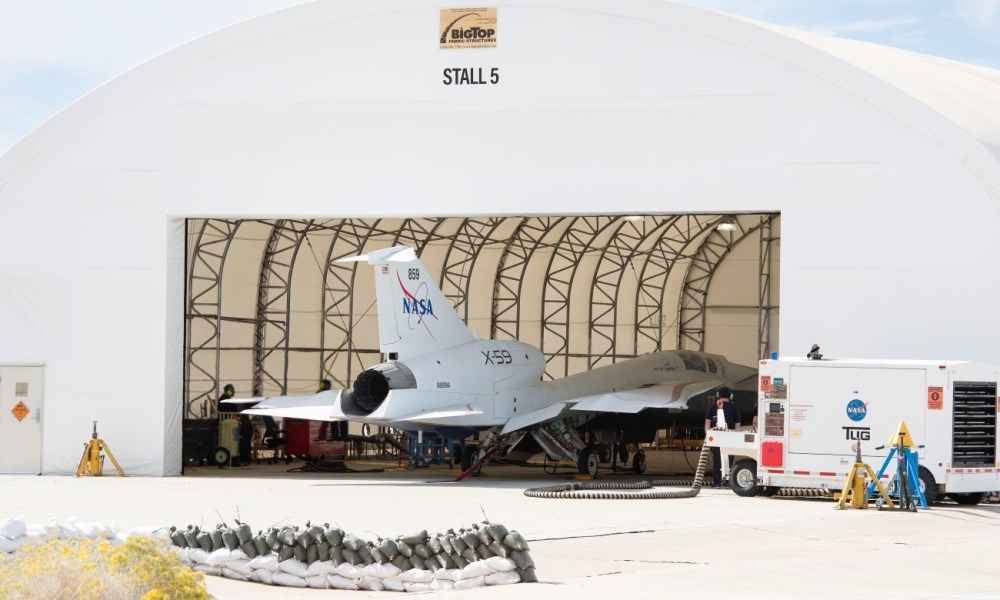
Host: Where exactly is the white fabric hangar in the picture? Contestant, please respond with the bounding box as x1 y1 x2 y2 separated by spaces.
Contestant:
1 0 998 476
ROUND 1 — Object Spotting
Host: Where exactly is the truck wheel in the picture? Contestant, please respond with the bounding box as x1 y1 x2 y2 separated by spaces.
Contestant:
730 459 760 497
917 466 938 504
632 450 647 474
577 448 599 477
460 445 482 475
758 486 781 497
950 492 985 506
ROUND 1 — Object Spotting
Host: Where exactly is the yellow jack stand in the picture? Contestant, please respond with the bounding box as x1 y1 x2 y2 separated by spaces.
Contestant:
836 440 891 510
76 421 126 477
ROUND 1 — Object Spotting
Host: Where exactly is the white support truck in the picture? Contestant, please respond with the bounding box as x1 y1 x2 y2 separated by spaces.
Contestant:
708 357 1000 505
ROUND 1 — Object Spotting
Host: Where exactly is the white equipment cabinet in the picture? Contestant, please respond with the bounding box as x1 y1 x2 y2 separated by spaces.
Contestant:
709 357 1000 504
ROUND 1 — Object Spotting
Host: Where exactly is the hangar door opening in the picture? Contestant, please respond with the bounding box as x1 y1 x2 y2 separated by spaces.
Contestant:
182 214 779 420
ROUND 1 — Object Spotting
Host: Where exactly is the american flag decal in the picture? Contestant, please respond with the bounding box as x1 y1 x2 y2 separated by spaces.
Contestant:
381 266 389 275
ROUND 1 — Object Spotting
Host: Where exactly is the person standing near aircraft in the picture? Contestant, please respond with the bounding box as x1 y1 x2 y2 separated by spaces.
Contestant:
704 386 742 488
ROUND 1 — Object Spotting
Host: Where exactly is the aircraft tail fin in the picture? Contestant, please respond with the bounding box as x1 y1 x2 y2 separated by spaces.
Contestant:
339 246 474 359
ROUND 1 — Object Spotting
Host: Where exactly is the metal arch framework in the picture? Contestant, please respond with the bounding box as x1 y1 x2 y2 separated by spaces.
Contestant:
677 214 777 352
183 213 780 418
184 219 242 418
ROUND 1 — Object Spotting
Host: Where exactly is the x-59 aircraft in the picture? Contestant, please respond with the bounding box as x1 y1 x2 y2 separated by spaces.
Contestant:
244 245 757 476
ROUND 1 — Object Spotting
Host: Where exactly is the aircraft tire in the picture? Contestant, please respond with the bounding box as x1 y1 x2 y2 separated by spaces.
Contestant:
461 445 482 475
577 448 599 477
597 444 612 463
632 450 646 474
617 444 629 464
730 459 760 497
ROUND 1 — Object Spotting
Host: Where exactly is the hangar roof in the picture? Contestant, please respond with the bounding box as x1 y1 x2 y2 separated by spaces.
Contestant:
1 1 999 205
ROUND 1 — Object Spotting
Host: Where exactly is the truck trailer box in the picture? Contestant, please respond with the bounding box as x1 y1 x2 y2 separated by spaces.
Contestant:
717 357 1000 503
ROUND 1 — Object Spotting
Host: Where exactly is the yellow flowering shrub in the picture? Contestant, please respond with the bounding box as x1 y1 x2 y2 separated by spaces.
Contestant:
0 535 211 600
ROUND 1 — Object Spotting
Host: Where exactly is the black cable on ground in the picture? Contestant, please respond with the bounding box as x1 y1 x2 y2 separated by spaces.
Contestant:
524 444 710 499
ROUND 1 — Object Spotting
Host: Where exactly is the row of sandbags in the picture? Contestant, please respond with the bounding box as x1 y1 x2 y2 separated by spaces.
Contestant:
178 546 528 591
166 520 537 591
0 517 127 553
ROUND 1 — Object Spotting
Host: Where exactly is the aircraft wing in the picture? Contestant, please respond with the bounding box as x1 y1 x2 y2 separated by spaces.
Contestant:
394 403 486 425
500 379 723 434
241 390 345 421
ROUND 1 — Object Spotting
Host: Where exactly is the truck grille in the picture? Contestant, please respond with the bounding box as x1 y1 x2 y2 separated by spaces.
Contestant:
952 381 997 466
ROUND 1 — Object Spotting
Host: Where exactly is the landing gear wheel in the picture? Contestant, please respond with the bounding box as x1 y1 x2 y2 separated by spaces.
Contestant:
577 448 599 477
632 450 647 474
617 444 629 464
597 444 612 463
917 466 938 504
210 447 231 468
950 492 985 505
460 445 482 475
758 486 781 497
730 459 760 497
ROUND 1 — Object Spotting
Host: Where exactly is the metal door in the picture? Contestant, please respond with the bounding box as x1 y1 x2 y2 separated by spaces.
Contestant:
0 366 45 474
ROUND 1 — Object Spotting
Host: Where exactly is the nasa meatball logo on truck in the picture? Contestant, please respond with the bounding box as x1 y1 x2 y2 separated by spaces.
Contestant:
846 398 869 421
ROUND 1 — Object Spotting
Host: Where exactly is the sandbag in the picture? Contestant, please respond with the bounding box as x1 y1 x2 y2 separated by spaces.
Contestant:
399 568 434 583
209 529 223 551
460 560 492 579
0 536 25 553
488 541 509 558
248 569 274 584
433 568 461 582
476 544 492 560
504 531 530 551
365 562 402 579
430 579 455 590
413 542 431 559
247 554 279 572
0 519 26 540
335 562 364 580
486 571 521 585
306 544 318 564
379 538 399 560
305 575 328 589
222 529 239 550
221 567 249 581
474 525 493 546
358 575 384 591
518 567 538 583
485 556 516 572
277 558 308 578
396 538 413 557
404 582 432 592
399 530 428 546
192 565 222 576
272 571 308 587
235 523 253 545
461 530 479 550
292 545 307 563
391 554 410 570
428 536 443 554
455 575 486 589
510 550 534 570
305 560 337 577
277 545 294 562
323 528 343 547
383 577 405 591
327 575 359 590
187 549 209 565
342 547 362 565
450 533 467 554
224 559 254 576
487 523 509 542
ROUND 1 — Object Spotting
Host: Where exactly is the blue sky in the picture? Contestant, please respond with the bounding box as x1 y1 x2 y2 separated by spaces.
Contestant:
1 0 998 154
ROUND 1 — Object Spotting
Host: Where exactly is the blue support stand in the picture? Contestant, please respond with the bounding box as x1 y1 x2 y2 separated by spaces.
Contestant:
867 444 927 510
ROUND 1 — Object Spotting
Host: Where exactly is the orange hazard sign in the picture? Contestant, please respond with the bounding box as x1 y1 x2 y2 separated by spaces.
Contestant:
11 401 29 422
760 375 772 392
927 387 944 410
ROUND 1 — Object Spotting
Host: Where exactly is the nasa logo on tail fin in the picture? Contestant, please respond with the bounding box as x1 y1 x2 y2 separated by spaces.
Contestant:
339 246 474 359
